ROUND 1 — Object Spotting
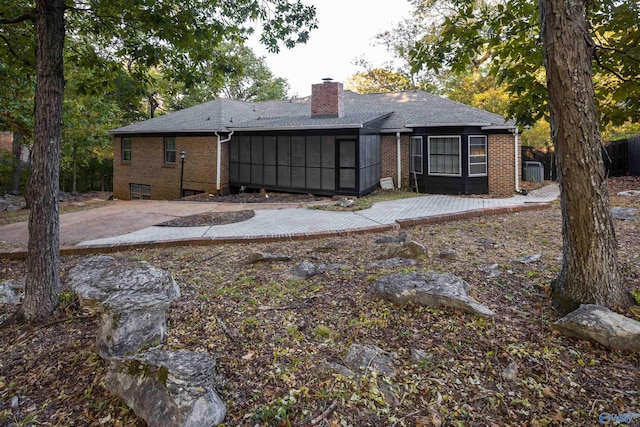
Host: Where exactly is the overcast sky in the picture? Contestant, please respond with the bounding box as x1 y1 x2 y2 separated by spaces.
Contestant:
248 0 413 97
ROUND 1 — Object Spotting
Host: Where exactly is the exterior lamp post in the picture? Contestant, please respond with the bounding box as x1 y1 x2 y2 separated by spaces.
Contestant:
179 150 186 198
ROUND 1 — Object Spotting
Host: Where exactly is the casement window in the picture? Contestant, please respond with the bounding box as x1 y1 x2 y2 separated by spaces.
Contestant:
121 138 132 162
164 137 176 164
468 135 488 176
130 184 151 200
410 136 423 174
428 136 461 176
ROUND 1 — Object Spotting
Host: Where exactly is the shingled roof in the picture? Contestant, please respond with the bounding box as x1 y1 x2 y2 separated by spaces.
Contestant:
110 90 514 135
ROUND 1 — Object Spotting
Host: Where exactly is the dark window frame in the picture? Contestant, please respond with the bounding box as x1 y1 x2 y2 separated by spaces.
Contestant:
410 136 423 175
427 135 462 177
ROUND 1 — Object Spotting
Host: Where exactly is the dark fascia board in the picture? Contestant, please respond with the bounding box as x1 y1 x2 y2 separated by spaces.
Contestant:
110 130 230 137
228 124 364 132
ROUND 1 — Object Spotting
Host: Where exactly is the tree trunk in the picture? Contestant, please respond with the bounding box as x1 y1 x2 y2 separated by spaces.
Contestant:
538 0 629 312
72 145 77 193
10 132 23 195
22 0 65 322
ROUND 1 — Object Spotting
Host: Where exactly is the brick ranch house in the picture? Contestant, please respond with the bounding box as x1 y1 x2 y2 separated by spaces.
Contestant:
110 80 520 200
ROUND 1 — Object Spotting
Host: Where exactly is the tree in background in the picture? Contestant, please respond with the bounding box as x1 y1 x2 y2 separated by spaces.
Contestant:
406 0 637 310
0 0 317 322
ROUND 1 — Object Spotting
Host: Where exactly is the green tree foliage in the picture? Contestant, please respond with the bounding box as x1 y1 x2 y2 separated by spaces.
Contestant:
0 0 317 322
408 0 640 128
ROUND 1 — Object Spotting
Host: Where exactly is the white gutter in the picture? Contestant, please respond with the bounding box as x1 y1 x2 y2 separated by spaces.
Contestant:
396 132 402 189
214 131 234 191
513 128 520 192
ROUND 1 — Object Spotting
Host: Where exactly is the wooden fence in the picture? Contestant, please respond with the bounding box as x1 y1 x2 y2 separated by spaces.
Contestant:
522 136 640 181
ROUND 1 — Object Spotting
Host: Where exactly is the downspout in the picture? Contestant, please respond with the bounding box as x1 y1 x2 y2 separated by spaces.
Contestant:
513 128 520 193
214 131 234 192
396 132 402 189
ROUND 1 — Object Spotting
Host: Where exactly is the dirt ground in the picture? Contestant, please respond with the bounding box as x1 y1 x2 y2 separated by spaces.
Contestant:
1 177 639 426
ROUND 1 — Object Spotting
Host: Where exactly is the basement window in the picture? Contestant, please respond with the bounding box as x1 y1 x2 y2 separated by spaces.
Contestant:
130 184 151 200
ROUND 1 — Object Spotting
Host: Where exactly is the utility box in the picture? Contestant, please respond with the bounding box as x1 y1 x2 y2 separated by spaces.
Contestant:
525 161 544 183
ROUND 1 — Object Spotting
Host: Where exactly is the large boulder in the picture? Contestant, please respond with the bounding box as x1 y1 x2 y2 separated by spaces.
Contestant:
553 304 640 353
106 349 225 427
67 256 180 359
371 271 495 318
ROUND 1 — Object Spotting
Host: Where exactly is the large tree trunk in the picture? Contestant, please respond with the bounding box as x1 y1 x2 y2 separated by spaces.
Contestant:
21 0 65 322
10 132 23 195
539 0 629 312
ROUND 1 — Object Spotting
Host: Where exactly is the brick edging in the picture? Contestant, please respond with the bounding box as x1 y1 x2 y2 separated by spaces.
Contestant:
0 203 552 260
395 203 552 228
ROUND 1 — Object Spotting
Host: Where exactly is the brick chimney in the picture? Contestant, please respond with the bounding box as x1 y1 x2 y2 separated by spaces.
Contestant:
311 79 344 118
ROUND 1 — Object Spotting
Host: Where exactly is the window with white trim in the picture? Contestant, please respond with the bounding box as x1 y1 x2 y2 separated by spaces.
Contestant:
468 135 487 176
121 138 132 162
164 137 176 164
410 136 423 175
428 136 461 176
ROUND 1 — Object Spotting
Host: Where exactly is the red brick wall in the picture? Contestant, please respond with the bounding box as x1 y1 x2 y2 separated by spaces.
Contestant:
311 81 344 117
0 132 12 153
488 133 518 196
381 134 411 189
113 135 218 200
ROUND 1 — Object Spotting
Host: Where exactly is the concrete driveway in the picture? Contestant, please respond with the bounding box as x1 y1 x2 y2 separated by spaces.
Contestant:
0 199 321 246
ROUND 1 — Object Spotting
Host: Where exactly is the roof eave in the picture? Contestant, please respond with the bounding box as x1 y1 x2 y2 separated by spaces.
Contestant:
109 128 229 136
229 124 364 131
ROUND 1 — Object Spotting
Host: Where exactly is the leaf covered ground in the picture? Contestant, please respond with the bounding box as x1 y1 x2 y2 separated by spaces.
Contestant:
1 178 639 427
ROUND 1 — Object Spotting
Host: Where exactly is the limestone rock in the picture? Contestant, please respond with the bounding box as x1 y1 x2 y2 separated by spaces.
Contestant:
344 343 396 376
0 278 24 305
371 272 495 318
611 207 638 221
291 261 318 279
246 252 291 264
617 190 640 197
384 241 427 259
368 258 418 268
67 256 180 359
106 349 225 426
517 253 542 264
553 304 640 353
334 198 355 208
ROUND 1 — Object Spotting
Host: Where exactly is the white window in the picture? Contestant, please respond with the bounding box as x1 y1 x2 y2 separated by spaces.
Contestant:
410 136 423 175
121 138 132 162
428 136 461 176
468 135 487 176
164 137 176 164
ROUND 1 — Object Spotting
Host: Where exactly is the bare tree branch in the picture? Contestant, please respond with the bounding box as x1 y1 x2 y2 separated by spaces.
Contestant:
0 11 36 25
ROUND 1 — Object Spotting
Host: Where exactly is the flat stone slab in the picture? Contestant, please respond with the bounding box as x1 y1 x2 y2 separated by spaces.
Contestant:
553 304 640 353
106 349 225 426
372 271 495 318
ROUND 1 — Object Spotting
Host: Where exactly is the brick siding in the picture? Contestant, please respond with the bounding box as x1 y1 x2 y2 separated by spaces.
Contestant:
311 81 344 117
381 134 411 189
488 133 518 196
113 135 220 200
0 132 12 153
